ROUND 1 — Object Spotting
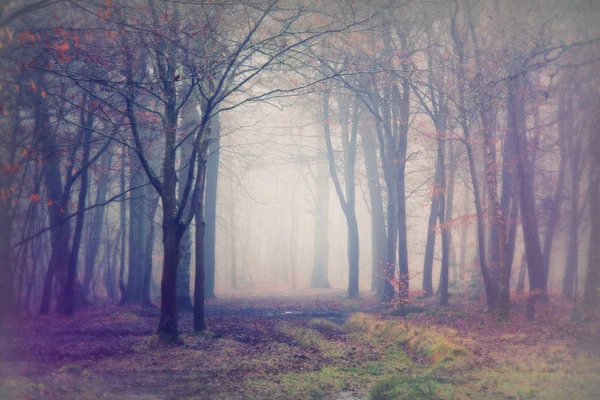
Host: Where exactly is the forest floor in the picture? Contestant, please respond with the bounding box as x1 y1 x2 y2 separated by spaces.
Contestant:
1 289 599 400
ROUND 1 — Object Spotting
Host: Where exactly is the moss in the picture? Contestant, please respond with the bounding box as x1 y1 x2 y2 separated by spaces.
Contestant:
370 372 447 400
308 318 344 333
250 366 355 399
344 313 374 333
276 322 324 348
448 343 600 399
345 313 468 365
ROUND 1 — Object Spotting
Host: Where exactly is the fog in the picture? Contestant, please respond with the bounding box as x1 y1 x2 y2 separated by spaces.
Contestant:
0 0 599 397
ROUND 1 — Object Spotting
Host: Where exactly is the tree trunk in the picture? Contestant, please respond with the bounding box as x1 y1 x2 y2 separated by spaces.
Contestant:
422 189 439 298
362 126 385 293
127 163 146 304
322 89 360 298
516 253 527 294
289 189 298 292
438 135 450 306
228 176 238 289
384 170 397 302
583 99 600 313
0 190 15 327
347 212 360 298
176 100 198 311
395 76 410 302
61 115 93 315
177 227 193 310
39 108 71 315
464 135 493 308
459 184 469 287
422 120 446 300
480 104 510 318
194 155 208 331
118 148 127 305
345 96 360 298
563 88 582 299
310 146 332 289
0 100 19 324
450 7 492 307
83 151 112 300
158 220 184 341
142 193 160 307
541 89 567 288
509 74 545 319
563 171 580 298
106 221 121 302
445 139 457 284
204 116 221 299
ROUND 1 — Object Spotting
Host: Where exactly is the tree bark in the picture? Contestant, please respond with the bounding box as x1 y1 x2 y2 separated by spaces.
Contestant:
83 152 112 300
395 73 410 302
60 110 93 315
118 148 127 305
228 176 238 289
438 135 450 306
194 155 208 331
362 124 385 293
508 74 545 319
127 162 147 304
158 221 185 340
459 184 469 287
39 106 71 315
142 193 160 308
563 88 582 299
445 139 457 285
583 97 600 313
204 116 221 299
516 253 527 294
310 142 332 289
322 89 360 298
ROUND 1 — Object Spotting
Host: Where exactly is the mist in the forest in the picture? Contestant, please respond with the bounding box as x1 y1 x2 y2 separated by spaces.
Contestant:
1 0 599 399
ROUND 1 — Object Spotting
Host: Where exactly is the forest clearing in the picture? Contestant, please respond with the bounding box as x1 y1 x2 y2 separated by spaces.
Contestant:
1 0 600 398
1 291 599 399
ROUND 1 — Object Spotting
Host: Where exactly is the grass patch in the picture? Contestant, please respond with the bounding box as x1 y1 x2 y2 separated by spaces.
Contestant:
276 322 325 348
250 366 356 399
390 305 427 317
449 343 600 399
370 371 448 400
344 313 468 365
308 318 344 333
0 379 45 399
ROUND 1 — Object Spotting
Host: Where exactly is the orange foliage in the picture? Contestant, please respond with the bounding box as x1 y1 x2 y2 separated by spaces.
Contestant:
18 32 37 45
432 213 478 234
56 42 69 52
0 189 13 200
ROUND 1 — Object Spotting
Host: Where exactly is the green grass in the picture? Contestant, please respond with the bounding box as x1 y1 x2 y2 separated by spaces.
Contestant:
370 371 448 400
7 309 598 400
308 318 345 333
276 322 325 348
